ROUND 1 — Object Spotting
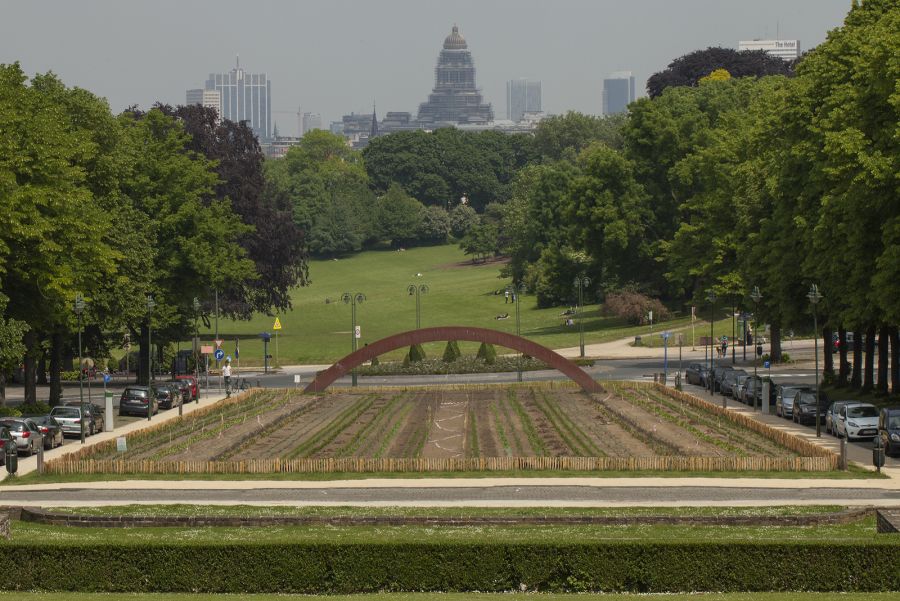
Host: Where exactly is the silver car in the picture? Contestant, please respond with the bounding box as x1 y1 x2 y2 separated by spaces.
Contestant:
49 405 91 437
0 418 42 456
775 385 809 419
826 401 861 436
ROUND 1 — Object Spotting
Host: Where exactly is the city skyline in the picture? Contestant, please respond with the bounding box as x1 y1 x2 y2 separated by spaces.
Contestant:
1 0 849 136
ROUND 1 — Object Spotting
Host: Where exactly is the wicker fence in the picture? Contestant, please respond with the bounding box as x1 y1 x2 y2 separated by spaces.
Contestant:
43 382 839 475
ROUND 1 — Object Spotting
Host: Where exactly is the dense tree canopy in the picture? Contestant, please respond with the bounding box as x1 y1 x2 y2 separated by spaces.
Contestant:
646 46 794 99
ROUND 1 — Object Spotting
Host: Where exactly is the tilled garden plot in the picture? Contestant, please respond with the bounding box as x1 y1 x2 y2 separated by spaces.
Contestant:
75 385 801 463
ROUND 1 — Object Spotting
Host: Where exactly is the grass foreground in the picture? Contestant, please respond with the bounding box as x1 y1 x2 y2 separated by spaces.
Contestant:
0 593 896 601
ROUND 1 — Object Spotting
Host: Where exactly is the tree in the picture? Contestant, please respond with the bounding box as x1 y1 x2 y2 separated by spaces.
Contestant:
533 111 626 160
449 204 479 238
157 104 309 318
377 184 425 247
647 46 793 98
418 205 451 244
0 293 28 405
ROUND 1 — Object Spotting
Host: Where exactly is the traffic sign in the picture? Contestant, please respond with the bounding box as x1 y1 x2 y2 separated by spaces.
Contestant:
273 317 282 331
103 373 111 384
764 361 771 369
214 349 225 361
214 339 224 348
354 325 361 339
200 345 213 354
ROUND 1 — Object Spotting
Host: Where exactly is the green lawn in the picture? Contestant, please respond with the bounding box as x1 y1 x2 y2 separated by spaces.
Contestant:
0 595 894 601
2 515 881 545
194 245 694 365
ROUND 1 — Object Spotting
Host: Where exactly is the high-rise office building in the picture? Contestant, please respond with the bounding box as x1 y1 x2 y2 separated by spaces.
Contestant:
185 89 222 122
417 25 493 126
738 39 801 61
506 79 542 122
204 57 272 141
301 112 322 135
602 71 635 116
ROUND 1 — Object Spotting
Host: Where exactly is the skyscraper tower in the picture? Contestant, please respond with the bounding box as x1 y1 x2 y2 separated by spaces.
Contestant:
506 79 542 122
602 71 635 116
205 57 272 141
417 25 493 126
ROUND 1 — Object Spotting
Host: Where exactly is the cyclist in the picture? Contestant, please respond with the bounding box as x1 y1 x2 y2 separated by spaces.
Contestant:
222 358 232 397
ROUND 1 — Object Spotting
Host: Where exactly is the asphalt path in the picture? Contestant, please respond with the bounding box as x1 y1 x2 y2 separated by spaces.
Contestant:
3 483 900 507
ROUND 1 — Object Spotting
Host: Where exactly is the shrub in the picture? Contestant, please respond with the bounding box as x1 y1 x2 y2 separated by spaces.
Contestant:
61 370 81 382
19 401 51 416
603 289 671 325
442 340 461 363
0 406 21 418
370 355 380 367
408 344 427 363
476 342 497 365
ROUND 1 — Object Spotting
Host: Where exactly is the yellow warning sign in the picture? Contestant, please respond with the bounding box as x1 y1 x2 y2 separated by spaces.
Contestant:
273 317 282 330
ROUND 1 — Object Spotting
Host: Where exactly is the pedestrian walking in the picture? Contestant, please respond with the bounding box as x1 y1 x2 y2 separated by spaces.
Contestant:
222 358 232 397
504 290 509 304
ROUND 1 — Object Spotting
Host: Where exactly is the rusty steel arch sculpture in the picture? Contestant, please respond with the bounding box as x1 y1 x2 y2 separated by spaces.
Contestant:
304 326 603 394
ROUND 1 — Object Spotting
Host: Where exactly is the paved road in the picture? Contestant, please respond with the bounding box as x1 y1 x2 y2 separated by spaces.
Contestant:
3 483 900 507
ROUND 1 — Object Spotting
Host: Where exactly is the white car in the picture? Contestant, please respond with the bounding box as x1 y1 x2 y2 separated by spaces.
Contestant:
836 403 879 441
826 401 861 436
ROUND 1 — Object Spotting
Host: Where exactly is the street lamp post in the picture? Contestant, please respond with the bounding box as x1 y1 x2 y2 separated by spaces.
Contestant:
750 286 762 411
707 290 718 402
146 295 155 421
342 292 366 387
507 282 527 382
193 297 201 403
807 284 823 437
573 276 591 358
74 294 86 444
407 284 429 329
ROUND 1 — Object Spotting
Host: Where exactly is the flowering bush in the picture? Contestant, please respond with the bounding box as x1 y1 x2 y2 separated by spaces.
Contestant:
603 290 671 325
358 355 548 376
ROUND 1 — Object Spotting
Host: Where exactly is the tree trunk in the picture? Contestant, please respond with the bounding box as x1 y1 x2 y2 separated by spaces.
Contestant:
837 327 849 387
770 322 782 363
49 332 63 407
877 325 889 394
823 325 834 378
139 323 150 386
863 325 876 392
891 326 900 395
0 373 6 406
23 330 39 404
37 349 48 385
851 330 862 388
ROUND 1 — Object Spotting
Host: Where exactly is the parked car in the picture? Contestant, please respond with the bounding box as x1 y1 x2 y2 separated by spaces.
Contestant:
793 391 828 426
740 375 762 404
720 369 748 397
730 374 749 401
0 418 42 456
167 380 191 405
120 386 158 417
152 383 181 410
835 403 879 441
175 374 199 401
877 407 900 457
49 406 89 437
685 363 705 386
825 401 861 436
712 366 734 392
775 384 809 419
0 426 14 465
64 402 104 434
29 415 65 450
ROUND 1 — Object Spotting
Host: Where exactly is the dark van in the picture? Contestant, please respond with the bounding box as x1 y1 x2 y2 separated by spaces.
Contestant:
878 407 900 457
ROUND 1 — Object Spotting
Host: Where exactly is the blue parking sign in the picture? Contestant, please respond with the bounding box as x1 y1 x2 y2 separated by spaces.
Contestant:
214 349 225 361
103 373 111 384
764 361 770 369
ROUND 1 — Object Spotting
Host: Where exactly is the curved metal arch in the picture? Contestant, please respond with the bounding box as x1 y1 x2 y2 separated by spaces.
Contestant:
304 326 603 394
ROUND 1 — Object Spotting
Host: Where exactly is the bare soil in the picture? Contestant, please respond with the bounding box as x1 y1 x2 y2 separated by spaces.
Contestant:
95 386 801 463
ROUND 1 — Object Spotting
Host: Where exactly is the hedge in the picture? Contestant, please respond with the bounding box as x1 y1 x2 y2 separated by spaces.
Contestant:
1 542 898 593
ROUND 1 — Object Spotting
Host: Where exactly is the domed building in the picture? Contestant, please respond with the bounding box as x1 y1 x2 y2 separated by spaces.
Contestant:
416 25 494 126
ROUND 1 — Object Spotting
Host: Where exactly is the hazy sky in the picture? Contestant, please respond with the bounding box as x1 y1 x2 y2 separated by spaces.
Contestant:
2 1 850 135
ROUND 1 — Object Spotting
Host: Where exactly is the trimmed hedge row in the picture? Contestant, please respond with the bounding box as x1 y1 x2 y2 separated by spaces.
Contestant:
1 542 898 593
